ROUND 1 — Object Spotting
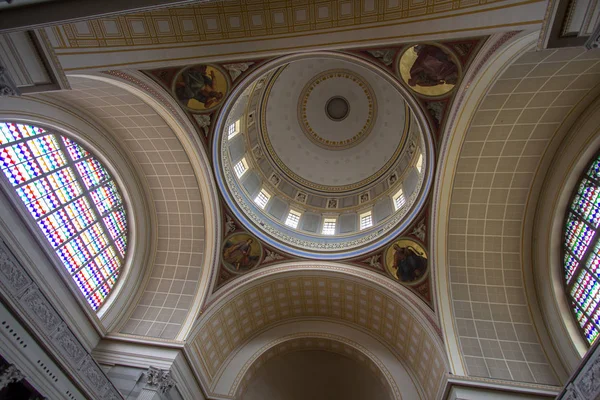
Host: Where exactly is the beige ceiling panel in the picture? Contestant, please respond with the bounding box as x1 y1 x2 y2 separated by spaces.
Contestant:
444 45 600 385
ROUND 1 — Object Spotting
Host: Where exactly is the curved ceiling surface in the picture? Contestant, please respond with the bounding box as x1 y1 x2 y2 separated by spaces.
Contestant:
215 53 433 259
263 58 407 191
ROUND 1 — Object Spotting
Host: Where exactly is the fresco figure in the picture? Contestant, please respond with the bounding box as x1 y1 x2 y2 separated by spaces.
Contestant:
391 243 427 283
408 45 458 88
175 65 225 110
222 233 262 273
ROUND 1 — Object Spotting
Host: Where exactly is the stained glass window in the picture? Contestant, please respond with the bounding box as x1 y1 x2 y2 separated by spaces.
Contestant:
564 153 600 345
0 122 128 311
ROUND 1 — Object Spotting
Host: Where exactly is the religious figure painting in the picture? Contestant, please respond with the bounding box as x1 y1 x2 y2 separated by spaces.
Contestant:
173 64 228 112
384 238 428 285
222 233 262 274
399 44 460 97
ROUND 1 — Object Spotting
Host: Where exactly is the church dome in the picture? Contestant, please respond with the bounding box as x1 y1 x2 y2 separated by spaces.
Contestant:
214 52 434 259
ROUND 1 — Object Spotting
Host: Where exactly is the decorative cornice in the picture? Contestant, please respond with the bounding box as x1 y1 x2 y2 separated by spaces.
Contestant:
0 240 122 399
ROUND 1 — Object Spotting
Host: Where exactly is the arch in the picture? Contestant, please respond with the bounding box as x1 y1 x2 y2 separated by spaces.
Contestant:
528 95 600 371
35 72 220 341
0 93 152 341
231 329 403 400
434 28 600 385
187 262 448 399
0 122 128 310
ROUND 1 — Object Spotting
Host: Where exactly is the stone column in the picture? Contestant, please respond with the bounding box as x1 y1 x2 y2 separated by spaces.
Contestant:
137 366 176 400
0 364 23 390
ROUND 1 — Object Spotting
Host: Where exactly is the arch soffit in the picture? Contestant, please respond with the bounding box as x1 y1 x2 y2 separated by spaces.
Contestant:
432 30 539 376
45 73 221 341
0 93 151 342
434 29 600 385
527 94 600 371
229 330 405 400
187 262 448 400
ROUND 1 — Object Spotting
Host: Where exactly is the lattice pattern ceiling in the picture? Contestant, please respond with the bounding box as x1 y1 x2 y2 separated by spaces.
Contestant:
447 46 600 384
191 274 446 399
48 77 206 339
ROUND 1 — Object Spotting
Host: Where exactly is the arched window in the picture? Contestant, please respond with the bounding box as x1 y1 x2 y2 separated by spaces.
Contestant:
564 153 600 345
0 123 128 311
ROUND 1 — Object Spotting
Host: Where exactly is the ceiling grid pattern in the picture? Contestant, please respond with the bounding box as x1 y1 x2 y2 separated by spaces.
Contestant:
49 77 206 339
193 275 445 398
52 0 510 49
448 47 600 384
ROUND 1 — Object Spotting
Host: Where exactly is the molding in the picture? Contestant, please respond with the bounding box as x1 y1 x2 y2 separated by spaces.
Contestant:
0 66 19 96
443 375 560 398
0 300 86 399
0 240 121 399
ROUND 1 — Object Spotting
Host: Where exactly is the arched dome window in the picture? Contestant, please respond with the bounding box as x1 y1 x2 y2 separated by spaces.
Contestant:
564 153 600 345
0 122 128 311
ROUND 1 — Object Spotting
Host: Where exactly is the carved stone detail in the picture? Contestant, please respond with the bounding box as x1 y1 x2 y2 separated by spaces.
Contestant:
225 215 236 235
0 246 32 295
146 366 176 394
575 350 600 399
223 62 254 81
80 356 108 392
52 323 86 368
194 114 211 137
366 254 381 269
411 221 426 241
0 364 23 390
20 288 61 334
264 249 284 263
366 49 396 66
0 66 19 97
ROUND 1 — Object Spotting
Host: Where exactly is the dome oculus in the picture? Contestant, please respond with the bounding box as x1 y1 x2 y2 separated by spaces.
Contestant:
325 96 350 121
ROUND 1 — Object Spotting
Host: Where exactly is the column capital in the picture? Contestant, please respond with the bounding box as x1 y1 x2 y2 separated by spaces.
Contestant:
145 366 176 395
0 364 23 390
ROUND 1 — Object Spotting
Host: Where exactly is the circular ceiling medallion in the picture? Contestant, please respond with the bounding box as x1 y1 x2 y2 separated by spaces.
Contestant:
173 64 229 112
297 69 376 151
325 96 350 121
398 44 460 98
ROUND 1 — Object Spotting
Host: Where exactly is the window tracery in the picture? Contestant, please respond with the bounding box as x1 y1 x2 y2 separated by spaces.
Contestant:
0 122 128 310
564 153 600 345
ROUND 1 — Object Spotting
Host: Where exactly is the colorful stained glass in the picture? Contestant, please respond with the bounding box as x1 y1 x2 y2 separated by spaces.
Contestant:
572 179 600 227
91 181 122 215
0 123 128 311
75 158 109 189
565 152 600 345
103 207 127 240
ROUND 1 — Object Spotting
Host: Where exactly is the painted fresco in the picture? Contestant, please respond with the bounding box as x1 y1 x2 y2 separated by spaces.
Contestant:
399 44 460 97
222 232 262 274
384 238 428 285
173 64 228 112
